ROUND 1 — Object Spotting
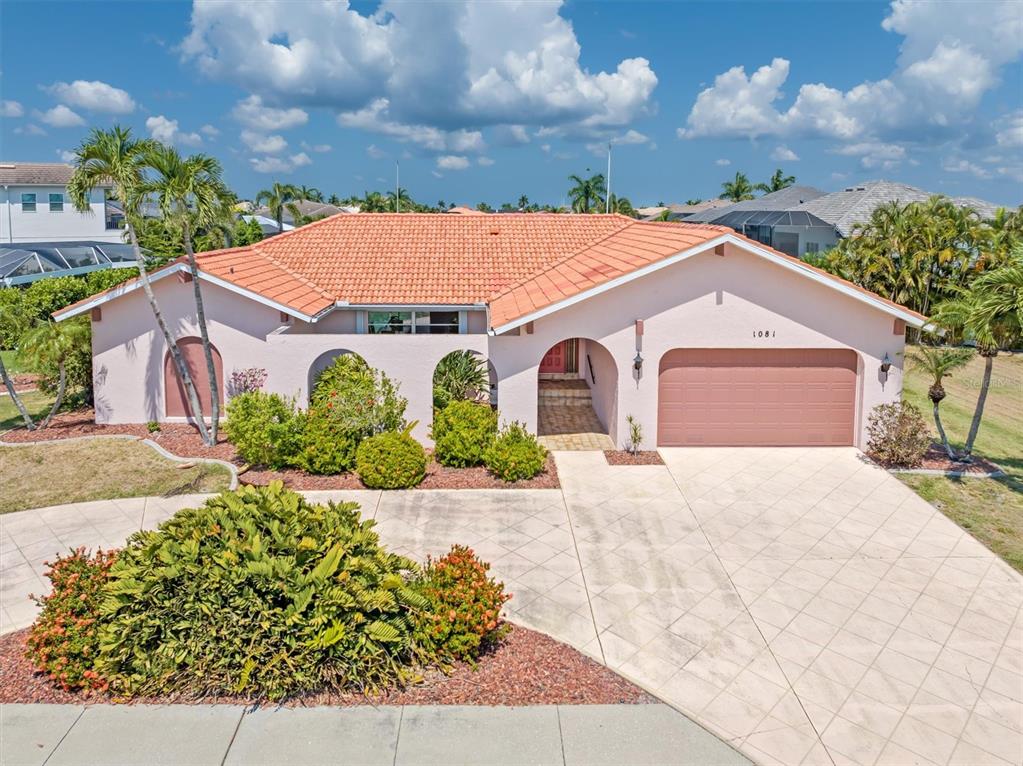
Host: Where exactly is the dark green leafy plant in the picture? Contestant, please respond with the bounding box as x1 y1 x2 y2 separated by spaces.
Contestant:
96 483 428 700
483 421 547 482
26 547 117 693
356 428 428 489
23 277 90 322
431 401 498 467
432 351 489 410
866 401 931 467
225 391 305 469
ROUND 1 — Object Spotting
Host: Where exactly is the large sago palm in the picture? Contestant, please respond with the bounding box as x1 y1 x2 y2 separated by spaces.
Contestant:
68 126 211 444
904 345 973 460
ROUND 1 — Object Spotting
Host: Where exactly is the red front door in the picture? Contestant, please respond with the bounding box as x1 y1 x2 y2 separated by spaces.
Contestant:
540 341 566 373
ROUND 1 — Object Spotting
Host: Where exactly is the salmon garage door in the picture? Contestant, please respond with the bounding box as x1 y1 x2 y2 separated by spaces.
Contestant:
657 349 857 446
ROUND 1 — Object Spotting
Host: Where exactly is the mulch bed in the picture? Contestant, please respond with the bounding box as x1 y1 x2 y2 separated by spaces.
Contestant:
871 443 1004 475
1 408 560 490
7 374 40 393
0 624 653 706
604 450 664 466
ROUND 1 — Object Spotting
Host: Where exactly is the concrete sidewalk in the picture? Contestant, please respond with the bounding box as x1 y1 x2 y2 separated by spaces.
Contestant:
0 703 750 766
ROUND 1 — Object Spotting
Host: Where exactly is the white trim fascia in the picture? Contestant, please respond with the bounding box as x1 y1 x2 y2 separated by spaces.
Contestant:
342 303 487 310
54 262 319 323
489 233 926 334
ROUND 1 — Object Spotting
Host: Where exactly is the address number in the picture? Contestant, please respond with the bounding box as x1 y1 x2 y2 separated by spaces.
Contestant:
752 330 776 338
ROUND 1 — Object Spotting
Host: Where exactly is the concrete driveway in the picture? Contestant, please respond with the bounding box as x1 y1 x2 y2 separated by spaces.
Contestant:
3 448 1020 765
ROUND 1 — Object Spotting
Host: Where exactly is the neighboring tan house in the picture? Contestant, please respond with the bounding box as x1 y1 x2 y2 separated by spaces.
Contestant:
54 214 925 450
0 163 121 244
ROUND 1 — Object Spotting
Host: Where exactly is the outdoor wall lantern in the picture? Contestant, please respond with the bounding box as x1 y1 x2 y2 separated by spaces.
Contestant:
880 353 892 374
633 352 644 373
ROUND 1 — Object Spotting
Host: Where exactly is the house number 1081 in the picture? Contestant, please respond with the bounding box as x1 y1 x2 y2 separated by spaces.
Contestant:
753 330 776 338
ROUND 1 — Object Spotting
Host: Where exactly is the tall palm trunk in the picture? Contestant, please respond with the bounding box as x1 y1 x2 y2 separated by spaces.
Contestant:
961 352 995 461
0 356 35 430
39 362 66 429
182 224 220 445
931 400 957 461
125 219 211 444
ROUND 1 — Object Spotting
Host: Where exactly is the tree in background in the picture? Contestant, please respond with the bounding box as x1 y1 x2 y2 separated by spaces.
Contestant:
755 169 796 194
476 201 494 212
386 187 412 212
607 194 637 217
567 172 606 213
685 198 703 205
904 345 973 460
297 185 323 202
254 182 301 233
719 172 756 202
19 319 91 428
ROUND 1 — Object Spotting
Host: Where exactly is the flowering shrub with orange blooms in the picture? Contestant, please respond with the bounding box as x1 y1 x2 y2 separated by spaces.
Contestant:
26 547 117 693
413 545 511 663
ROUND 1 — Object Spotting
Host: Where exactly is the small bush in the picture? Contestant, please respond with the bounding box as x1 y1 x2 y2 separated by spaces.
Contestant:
225 391 305 469
23 277 90 322
867 401 931 467
228 367 268 397
356 429 428 489
26 548 117 693
0 288 31 349
298 403 360 474
96 483 428 700
147 421 161 433
626 415 643 454
431 401 498 467
413 545 510 663
483 422 547 482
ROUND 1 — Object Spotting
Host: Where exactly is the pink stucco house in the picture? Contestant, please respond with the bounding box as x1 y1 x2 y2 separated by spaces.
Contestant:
54 214 926 449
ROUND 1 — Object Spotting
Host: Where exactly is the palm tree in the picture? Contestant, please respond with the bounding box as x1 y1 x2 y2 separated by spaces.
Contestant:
297 185 323 202
142 143 233 444
755 169 796 194
386 187 411 212
517 195 530 211
328 193 341 206
19 319 91 429
904 345 973 460
254 182 301 232
567 172 606 213
719 172 755 202
0 354 35 430
932 248 1023 461
68 126 211 444
608 194 636 218
685 198 703 205
360 191 390 213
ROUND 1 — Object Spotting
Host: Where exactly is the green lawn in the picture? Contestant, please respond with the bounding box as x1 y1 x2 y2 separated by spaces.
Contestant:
1 349 26 375
0 388 56 432
900 350 1023 572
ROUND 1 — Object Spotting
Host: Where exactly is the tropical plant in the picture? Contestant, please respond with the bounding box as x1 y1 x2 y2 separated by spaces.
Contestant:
904 345 973 460
866 401 931 467
356 428 428 489
18 319 91 427
931 249 1023 460
254 181 301 233
483 421 547 482
96 484 428 700
225 391 305 469
432 350 490 410
386 187 412 212
607 194 636 217
626 414 643 454
297 185 323 202
360 191 391 213
719 172 755 202
142 143 234 444
68 127 211 444
0 288 32 349
567 172 606 213
475 202 494 212
517 194 530 210
23 276 90 321
431 401 499 467
755 169 796 194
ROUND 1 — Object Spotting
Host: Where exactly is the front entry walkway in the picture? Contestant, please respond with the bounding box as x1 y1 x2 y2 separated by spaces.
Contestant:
2 449 1020 765
537 405 613 451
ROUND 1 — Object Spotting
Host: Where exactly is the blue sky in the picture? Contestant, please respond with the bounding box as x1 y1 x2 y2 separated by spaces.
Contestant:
2 1 1021 207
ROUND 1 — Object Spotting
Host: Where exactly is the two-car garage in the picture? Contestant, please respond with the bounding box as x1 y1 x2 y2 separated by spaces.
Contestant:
657 349 858 447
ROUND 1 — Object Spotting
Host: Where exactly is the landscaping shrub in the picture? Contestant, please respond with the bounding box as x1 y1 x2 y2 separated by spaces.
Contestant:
23 276 90 322
96 483 428 700
412 545 510 663
483 421 547 482
0 288 31 350
227 367 268 397
866 401 931 467
225 391 305 469
298 403 360 474
26 548 117 693
431 401 498 467
433 350 490 410
356 429 428 489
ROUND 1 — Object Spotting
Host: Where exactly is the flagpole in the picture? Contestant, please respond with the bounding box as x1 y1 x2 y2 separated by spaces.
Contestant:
606 142 611 214
395 161 400 213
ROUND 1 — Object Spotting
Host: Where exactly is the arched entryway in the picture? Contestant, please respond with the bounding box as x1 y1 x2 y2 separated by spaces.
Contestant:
307 349 365 403
537 338 618 450
164 338 223 418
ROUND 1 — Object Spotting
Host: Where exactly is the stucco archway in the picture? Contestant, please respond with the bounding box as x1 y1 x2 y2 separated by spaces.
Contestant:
431 349 497 418
307 349 366 403
536 338 618 450
164 337 223 418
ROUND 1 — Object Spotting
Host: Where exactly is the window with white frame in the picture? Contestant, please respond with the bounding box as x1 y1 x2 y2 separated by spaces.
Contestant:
805 242 820 254
49 193 64 212
21 193 36 212
367 310 461 334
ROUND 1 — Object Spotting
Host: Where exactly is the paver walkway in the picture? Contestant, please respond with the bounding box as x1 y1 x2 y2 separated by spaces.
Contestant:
2 448 1021 765
0 702 748 766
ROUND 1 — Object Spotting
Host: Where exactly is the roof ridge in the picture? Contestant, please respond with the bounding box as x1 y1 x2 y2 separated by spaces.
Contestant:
241 241 336 303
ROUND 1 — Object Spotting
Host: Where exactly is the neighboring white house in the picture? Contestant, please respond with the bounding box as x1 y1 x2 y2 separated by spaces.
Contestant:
0 163 120 244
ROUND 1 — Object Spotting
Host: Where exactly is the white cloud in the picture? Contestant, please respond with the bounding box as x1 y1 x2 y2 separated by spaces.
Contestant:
183 1 657 145
232 94 308 131
770 145 799 161
437 155 470 170
14 124 47 136
832 141 906 169
146 115 203 147
493 125 530 146
995 110 1023 148
586 128 648 155
715 158 731 166
46 80 135 114
431 170 444 178
240 129 287 153
1 100 23 117
200 124 220 138
477 156 495 166
249 152 312 173
366 144 386 159
56 149 76 162
942 156 992 179
541 144 551 154
678 1 1022 148
36 104 85 127
338 98 485 153
301 141 332 153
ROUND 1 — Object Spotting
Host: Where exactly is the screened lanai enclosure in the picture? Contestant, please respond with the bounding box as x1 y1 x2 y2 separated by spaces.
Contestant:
0 241 138 286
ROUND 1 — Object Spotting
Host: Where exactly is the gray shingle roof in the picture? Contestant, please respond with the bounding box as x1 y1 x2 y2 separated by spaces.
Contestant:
0 162 92 186
684 186 826 222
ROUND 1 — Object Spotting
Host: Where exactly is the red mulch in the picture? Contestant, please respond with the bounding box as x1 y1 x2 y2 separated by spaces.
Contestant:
1 408 560 489
604 450 664 466
0 625 653 706
8 374 40 393
871 443 1004 475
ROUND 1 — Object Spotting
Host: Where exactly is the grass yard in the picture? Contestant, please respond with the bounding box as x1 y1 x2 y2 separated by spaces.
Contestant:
0 389 56 433
0 439 233 514
900 349 1023 572
0 350 25 375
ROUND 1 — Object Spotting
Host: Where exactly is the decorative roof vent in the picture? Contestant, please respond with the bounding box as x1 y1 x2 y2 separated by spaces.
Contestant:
489 227 500 236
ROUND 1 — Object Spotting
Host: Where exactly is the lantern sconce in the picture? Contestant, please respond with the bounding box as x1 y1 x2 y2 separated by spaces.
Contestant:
880 352 892 375
633 352 644 373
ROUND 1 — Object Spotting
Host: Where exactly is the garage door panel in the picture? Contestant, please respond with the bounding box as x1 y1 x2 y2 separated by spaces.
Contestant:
657 349 857 446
